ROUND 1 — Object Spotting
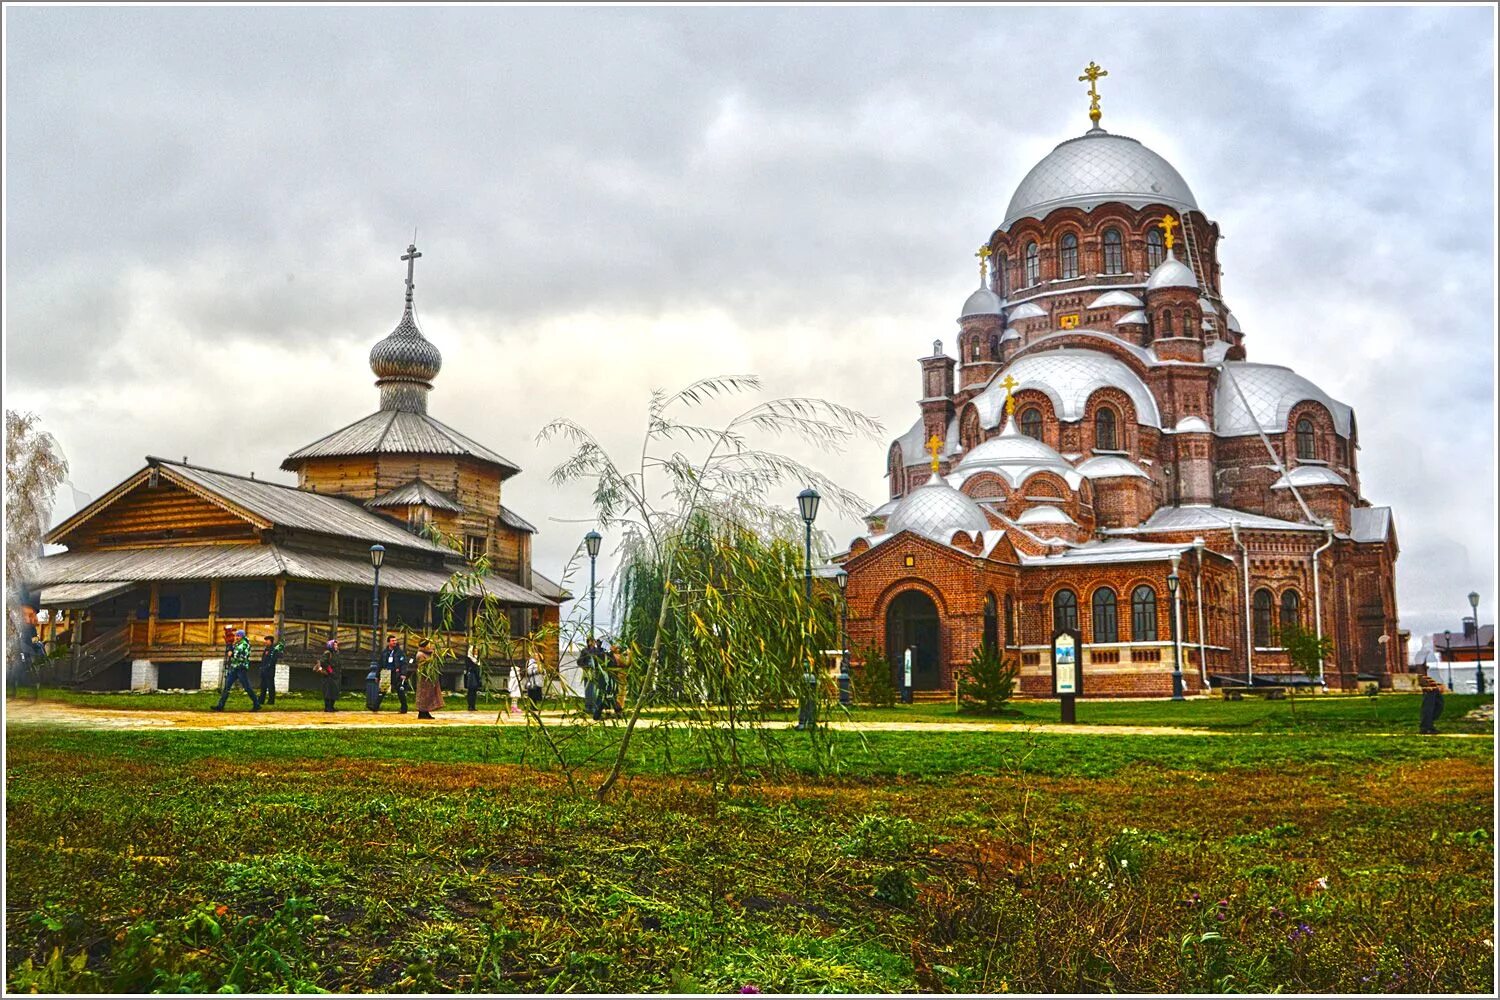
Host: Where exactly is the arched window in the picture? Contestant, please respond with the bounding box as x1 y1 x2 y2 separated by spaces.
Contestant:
1004 595 1015 646
1019 407 1043 440
1147 229 1165 269
1095 407 1117 451
1102 228 1124 274
1053 589 1078 633
1024 242 1040 286
1131 585 1157 641
1161 311 1174 336
1296 418 1316 460
988 334 999 357
997 253 1009 296
1280 590 1301 631
983 593 999 653
1059 233 1079 279
1091 588 1118 644
1253 589 1274 647
970 337 981 361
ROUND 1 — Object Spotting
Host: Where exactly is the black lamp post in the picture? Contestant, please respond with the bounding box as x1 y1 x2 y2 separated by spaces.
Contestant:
836 568 851 707
1444 629 1454 691
368 545 385 705
797 488 820 600
1470 591 1485 695
1167 555 1184 700
584 531 602 642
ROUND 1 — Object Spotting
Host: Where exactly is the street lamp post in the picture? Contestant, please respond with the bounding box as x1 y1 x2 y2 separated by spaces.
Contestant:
367 544 385 709
797 488 820 600
1167 554 1184 700
836 569 851 708
584 531 602 642
1469 591 1485 695
1444 629 1454 691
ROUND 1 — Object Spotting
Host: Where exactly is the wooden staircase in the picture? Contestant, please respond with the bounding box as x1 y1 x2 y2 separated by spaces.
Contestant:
68 624 132 687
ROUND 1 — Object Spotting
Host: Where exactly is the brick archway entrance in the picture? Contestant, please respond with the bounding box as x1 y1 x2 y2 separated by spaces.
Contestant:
886 589 942 690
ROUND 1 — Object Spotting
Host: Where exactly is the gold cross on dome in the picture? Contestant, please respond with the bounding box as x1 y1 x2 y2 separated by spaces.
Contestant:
1159 215 1179 251
1078 61 1108 124
975 244 992 283
1000 373 1019 415
926 434 943 472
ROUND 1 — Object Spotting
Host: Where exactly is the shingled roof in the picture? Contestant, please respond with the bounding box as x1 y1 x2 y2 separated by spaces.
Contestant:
280 409 520 477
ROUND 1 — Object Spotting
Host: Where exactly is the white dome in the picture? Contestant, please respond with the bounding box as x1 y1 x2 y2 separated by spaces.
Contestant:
1145 252 1198 291
1088 290 1144 309
1115 310 1147 326
959 428 1072 470
1007 301 1047 321
1016 504 1075 525
971 348 1163 429
1004 130 1198 227
1076 455 1150 479
886 473 991 540
961 285 1004 318
1226 312 1243 333
1216 363 1353 437
1273 465 1350 490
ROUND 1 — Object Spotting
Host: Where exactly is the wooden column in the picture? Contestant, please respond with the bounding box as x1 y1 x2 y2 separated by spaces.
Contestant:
273 577 286 640
206 580 220 643
424 596 433 635
379 591 389 643
147 583 160 648
329 584 341 646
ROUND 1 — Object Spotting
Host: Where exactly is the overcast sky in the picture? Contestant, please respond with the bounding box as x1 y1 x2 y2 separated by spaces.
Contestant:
5 5 1496 647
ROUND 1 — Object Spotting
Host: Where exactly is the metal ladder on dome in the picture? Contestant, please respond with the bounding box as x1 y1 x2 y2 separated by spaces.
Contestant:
1177 211 1217 338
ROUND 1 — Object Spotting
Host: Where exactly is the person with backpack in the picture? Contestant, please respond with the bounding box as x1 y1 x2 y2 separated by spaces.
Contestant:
257 634 283 706
317 639 341 713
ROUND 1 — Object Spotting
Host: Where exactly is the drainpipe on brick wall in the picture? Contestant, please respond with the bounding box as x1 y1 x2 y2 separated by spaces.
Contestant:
1311 523 1334 688
1231 519 1253 685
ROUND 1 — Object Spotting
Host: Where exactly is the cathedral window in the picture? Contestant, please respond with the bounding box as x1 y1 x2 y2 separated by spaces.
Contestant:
988 334 999 357
1147 229 1165 269
1053 589 1078 633
1161 311 1173 336
1102 228 1124 274
983 593 999 653
1296 418 1317 460
970 338 981 362
1019 407 1043 440
1131 586 1158 641
1024 242 1040 286
1094 407 1118 451
997 253 1009 296
1280 590 1301 631
1253 589 1274 646
1004 594 1015 646
1091 587 1118 643
1059 233 1079 279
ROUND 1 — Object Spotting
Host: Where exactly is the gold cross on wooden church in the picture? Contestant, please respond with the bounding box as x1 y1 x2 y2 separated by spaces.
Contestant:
926 434 943 473
1078 61 1108 124
975 244 992 283
1159 214 1178 251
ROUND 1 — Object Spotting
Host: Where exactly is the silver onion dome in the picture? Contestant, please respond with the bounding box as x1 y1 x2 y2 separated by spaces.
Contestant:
370 306 443 382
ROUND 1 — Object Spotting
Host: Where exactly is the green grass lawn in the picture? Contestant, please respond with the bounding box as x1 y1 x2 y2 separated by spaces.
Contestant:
5 701 1494 993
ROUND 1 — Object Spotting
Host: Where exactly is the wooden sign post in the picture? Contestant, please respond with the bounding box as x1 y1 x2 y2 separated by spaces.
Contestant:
1051 627 1082 724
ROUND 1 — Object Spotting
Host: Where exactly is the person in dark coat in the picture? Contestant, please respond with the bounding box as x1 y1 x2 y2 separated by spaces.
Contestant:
1419 671 1446 735
317 639 341 712
212 629 261 712
257 635 283 706
463 648 482 712
375 634 409 712
602 643 623 716
580 638 603 720
524 656 544 707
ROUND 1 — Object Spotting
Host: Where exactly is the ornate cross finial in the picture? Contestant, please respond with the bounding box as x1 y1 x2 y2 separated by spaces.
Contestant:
1078 61 1108 125
1159 215 1178 251
975 244 992 284
926 434 943 473
401 243 422 305
1000 373 1019 416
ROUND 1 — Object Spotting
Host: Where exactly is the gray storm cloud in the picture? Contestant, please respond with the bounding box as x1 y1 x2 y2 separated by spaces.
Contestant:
4 5 1495 642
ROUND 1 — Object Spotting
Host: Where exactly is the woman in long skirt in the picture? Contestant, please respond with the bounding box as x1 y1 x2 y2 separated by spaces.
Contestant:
415 639 444 719
318 639 341 712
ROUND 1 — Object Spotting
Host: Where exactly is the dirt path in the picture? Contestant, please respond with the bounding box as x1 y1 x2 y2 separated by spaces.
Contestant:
4 699 1488 738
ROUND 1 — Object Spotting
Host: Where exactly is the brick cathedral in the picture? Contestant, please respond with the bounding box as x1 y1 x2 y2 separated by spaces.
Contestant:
839 66 1405 697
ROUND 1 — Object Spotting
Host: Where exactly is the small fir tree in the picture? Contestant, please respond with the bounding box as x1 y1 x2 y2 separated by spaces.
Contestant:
851 645 898 708
957 643 1020 715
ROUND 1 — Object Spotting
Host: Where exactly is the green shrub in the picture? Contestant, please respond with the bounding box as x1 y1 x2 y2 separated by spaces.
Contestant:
851 646 897 708
872 867 917 908
956 644 1019 715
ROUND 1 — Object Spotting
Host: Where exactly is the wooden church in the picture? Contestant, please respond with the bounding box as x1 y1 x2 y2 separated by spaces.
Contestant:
27 244 566 692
